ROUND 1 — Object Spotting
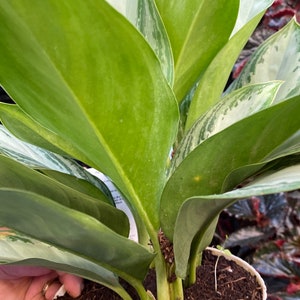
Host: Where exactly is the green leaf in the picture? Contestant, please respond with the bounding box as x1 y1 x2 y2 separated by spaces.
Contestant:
266 130 300 160
0 154 129 236
0 229 132 299
185 0 273 130
0 1 179 236
171 81 281 173
106 0 174 85
155 0 239 102
227 18 300 103
0 190 155 282
223 132 300 192
39 169 113 203
230 0 274 37
161 95 300 239
112 0 174 86
0 123 113 200
174 164 300 278
0 103 87 160
0 121 68 168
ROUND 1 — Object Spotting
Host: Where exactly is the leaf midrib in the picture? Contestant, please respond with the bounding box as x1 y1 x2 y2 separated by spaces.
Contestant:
13 5 158 237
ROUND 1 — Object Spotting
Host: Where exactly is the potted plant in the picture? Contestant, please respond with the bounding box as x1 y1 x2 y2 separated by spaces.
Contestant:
0 0 300 299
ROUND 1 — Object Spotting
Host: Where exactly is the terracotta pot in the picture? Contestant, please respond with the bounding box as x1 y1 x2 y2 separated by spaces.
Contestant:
206 247 267 300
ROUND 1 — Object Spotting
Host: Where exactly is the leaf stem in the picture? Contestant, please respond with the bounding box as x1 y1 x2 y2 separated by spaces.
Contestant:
187 252 200 286
120 275 152 300
153 245 184 300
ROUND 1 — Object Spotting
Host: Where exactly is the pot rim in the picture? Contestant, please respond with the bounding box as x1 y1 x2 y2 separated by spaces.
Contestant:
206 246 267 300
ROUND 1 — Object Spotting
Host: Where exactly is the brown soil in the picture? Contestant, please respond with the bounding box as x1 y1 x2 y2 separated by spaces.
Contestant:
58 249 263 300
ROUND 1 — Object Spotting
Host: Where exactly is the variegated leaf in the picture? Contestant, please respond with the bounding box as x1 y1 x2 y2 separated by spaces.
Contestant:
171 81 281 174
266 130 300 160
161 94 300 239
223 131 300 191
230 0 274 37
0 229 132 299
0 123 113 200
227 18 300 103
185 0 274 129
106 0 173 85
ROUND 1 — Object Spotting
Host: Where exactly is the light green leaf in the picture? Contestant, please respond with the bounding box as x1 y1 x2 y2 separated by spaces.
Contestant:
171 81 282 173
185 0 273 130
227 18 300 103
230 0 274 37
174 164 300 278
0 1 179 236
161 94 300 239
0 229 132 299
155 0 239 102
106 0 174 85
0 154 129 236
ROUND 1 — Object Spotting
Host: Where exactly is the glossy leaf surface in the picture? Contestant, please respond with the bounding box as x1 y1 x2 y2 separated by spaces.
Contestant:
155 0 239 102
223 131 300 191
227 18 300 103
171 81 281 173
266 131 300 160
0 229 132 299
174 164 300 278
0 1 179 234
161 94 300 239
106 0 174 85
0 123 113 200
0 154 128 235
185 0 274 129
0 190 154 281
0 103 85 159
230 0 274 37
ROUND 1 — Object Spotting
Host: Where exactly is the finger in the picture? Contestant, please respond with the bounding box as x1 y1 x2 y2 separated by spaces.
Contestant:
43 280 62 300
25 272 57 300
57 272 84 298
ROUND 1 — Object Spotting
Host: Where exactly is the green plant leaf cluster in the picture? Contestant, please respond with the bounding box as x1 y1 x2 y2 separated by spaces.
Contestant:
0 0 300 299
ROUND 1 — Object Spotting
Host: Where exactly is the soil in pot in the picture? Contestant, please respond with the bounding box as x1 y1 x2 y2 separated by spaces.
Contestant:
57 249 264 300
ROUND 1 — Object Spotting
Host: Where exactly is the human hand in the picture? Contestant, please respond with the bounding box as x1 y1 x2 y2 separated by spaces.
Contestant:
0 265 83 300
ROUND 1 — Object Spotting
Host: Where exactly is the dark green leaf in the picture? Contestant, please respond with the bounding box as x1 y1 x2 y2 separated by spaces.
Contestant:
0 154 128 236
174 164 300 278
0 190 154 281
